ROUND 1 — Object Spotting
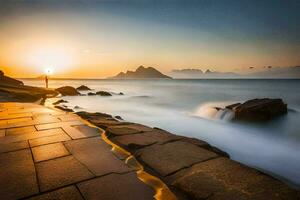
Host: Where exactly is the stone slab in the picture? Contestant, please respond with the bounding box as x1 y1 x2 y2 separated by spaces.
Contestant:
77 172 154 200
26 185 83 200
62 125 102 139
57 114 81 122
0 149 39 199
170 157 300 200
0 112 32 120
35 121 84 131
89 118 132 129
0 128 64 144
107 124 154 136
0 129 4 137
32 114 61 124
0 140 29 153
112 129 182 150
36 155 94 192
32 142 70 162
6 125 36 136
29 132 71 147
64 137 132 176
136 141 218 176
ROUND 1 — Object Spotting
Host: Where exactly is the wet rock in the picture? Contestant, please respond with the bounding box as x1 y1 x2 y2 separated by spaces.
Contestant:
111 129 182 150
53 99 68 105
107 124 153 136
96 91 112 96
119 92 124 95
136 141 218 176
76 112 112 119
54 106 74 112
228 98 287 121
87 92 96 96
170 157 299 200
55 86 80 96
115 116 123 120
76 85 91 91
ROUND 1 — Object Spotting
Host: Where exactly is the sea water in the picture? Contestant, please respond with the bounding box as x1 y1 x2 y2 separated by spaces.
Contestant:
23 79 300 187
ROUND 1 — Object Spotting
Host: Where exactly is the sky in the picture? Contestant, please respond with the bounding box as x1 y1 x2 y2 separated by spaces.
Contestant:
0 0 299 78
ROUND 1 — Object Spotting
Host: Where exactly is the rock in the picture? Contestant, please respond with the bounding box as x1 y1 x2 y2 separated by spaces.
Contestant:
170 157 299 200
225 103 241 110
115 116 123 120
87 92 96 96
54 106 74 112
74 106 82 109
0 70 24 86
55 86 80 96
119 92 124 95
53 99 68 105
136 141 218 176
96 91 112 96
227 98 287 121
76 85 91 91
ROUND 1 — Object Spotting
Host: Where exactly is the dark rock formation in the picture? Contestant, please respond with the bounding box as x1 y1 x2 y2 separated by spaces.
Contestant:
76 85 91 91
111 66 172 79
54 105 74 112
0 70 23 86
53 99 68 105
96 91 112 96
227 98 287 121
119 92 124 95
115 116 123 120
87 92 96 96
55 86 80 96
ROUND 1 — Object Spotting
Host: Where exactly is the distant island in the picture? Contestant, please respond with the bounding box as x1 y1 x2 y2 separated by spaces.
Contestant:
111 66 172 79
170 66 300 79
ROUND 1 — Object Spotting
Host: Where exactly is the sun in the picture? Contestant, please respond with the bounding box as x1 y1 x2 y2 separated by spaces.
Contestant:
45 68 53 75
26 45 74 75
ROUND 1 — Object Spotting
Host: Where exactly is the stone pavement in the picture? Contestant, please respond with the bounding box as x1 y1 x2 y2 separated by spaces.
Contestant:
0 103 155 200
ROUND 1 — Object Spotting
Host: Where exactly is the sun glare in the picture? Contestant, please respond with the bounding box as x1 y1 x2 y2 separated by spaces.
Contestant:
45 67 53 75
26 46 74 75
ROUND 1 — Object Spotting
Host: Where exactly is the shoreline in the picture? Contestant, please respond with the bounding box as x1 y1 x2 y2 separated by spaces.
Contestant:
51 98 300 199
0 80 299 199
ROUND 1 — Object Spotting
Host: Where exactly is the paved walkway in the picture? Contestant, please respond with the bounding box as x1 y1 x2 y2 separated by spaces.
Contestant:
0 103 156 200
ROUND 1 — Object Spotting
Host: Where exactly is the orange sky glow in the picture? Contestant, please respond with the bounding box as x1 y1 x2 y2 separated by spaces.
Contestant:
0 2 299 78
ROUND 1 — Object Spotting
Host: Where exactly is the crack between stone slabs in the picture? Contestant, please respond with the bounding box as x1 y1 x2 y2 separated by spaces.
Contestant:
164 156 221 178
29 140 41 194
0 146 29 154
75 184 87 200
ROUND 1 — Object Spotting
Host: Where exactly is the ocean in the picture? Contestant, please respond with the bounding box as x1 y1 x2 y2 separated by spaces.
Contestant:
22 78 300 187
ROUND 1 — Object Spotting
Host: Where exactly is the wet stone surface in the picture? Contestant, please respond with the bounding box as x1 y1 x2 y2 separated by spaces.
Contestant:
136 141 219 176
77 172 154 200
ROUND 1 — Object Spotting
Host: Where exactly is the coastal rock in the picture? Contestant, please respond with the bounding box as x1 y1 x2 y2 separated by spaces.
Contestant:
53 99 68 105
227 98 287 121
96 91 112 96
119 92 124 95
87 92 96 96
136 141 218 176
55 86 80 96
111 129 182 150
115 116 123 120
170 157 299 200
54 105 74 112
76 85 91 91
0 70 24 86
